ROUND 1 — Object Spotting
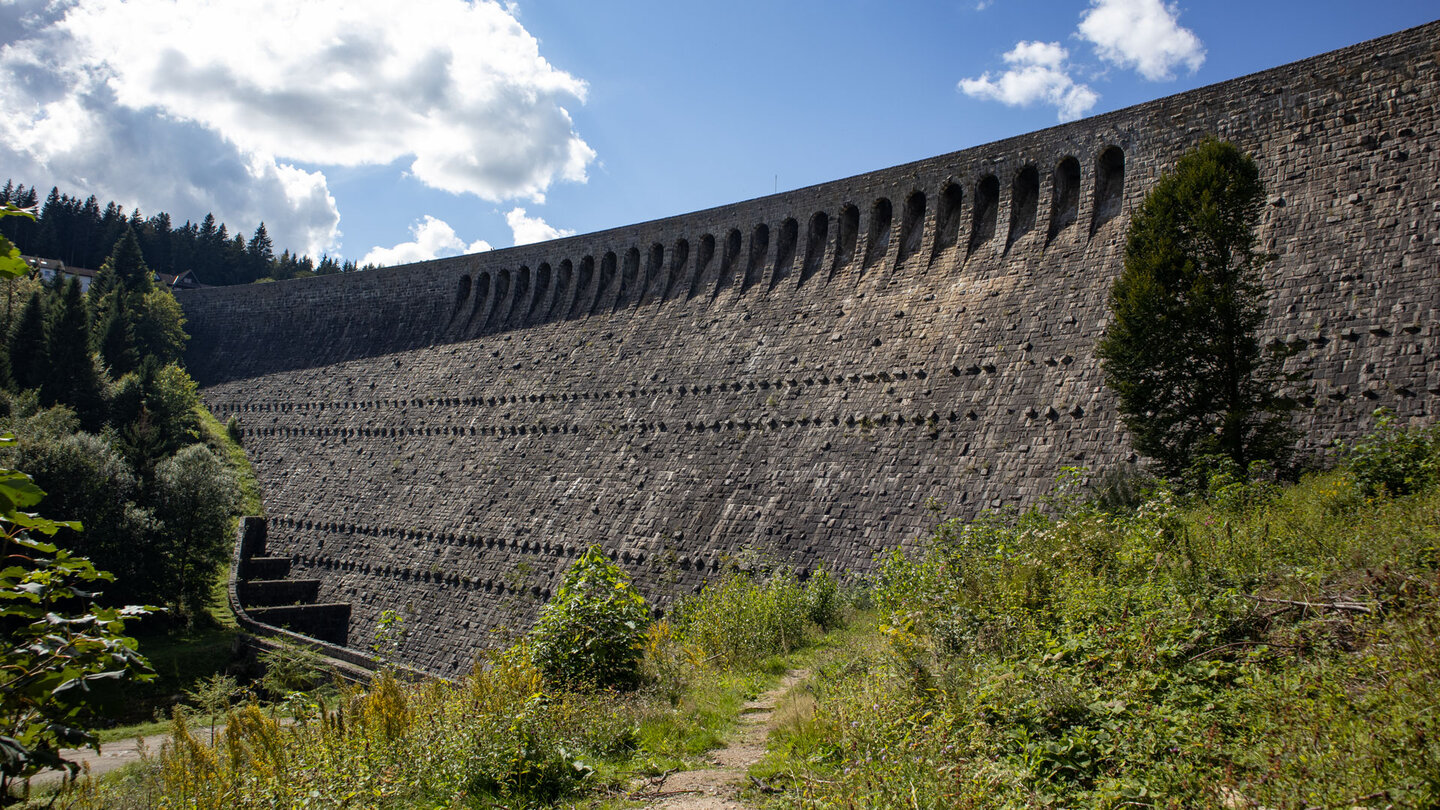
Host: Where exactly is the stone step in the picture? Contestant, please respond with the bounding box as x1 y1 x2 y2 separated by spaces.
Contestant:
242 556 291 580
246 603 352 647
238 578 321 607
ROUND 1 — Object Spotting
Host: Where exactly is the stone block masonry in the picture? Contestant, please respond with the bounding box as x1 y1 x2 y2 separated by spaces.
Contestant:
180 22 1440 676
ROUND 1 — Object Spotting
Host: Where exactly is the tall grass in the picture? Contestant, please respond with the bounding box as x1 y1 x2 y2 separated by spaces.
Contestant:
761 466 1440 808
62 656 640 808
39 554 848 807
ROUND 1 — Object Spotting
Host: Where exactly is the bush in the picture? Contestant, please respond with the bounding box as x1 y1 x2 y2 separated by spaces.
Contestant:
671 568 841 666
257 639 335 698
1343 409 1440 498
528 545 649 690
801 566 843 631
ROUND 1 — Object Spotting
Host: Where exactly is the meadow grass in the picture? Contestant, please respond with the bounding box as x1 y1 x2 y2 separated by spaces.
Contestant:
752 467 1440 809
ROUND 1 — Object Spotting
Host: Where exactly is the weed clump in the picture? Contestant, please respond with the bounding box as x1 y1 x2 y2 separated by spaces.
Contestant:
671 567 845 667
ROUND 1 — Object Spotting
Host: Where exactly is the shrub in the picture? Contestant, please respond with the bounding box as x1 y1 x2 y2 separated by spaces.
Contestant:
672 570 815 666
257 638 335 698
1343 409 1440 498
528 545 649 690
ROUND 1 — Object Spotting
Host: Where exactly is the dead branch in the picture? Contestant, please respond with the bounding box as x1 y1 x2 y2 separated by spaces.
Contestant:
1246 595 1375 615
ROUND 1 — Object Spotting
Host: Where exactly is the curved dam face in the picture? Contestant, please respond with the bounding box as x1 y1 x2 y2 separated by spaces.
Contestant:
180 23 1440 676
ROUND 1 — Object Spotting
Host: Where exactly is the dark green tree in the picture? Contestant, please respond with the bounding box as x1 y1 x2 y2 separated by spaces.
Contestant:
94 288 139 376
40 278 104 427
8 292 46 391
0 436 154 791
246 222 274 283
99 226 154 296
528 545 649 690
132 289 188 366
1097 140 1292 480
152 444 237 616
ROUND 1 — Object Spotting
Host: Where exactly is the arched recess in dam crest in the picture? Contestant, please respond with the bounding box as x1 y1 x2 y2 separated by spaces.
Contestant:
798 211 829 288
665 238 690 302
770 217 798 291
742 222 769 295
830 204 859 280
931 181 964 267
1007 165 1040 251
968 175 1000 258
1048 155 1082 243
570 255 595 319
1091 146 1126 236
551 259 574 321
714 228 742 298
616 247 641 311
861 197 892 275
689 233 716 301
897 190 927 268
509 265 532 328
592 251 617 316
467 270 493 336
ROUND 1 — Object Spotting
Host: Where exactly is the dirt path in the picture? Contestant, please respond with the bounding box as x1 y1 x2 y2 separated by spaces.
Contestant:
631 669 806 810
30 719 245 788
25 729 174 788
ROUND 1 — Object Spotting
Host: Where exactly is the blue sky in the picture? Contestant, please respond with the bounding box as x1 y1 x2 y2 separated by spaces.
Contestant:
1 0 1435 268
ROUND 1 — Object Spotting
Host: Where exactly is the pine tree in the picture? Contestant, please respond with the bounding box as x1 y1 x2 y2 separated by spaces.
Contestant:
246 222 274 283
8 291 47 391
41 277 105 425
100 226 154 296
1096 140 1292 481
94 288 138 376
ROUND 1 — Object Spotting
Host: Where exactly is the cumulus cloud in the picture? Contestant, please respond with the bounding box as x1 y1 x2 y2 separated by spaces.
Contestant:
360 216 492 267
958 41 1099 122
1077 0 1205 81
505 207 575 247
0 0 594 257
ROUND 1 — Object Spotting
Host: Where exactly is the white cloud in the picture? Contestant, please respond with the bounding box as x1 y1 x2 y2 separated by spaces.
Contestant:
505 207 575 247
360 216 492 268
958 41 1099 122
0 0 594 258
1078 0 1205 81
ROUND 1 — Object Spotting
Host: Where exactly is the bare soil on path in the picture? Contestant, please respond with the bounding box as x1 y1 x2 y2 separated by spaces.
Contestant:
629 669 806 810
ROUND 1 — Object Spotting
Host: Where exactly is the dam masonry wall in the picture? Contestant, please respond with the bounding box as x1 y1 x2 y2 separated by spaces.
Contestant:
179 22 1440 675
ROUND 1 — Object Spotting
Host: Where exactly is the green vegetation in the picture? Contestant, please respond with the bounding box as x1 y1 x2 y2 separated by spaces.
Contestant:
16 420 1440 807
0 436 155 796
34 555 845 808
528 545 650 690
1 205 156 798
0 226 242 620
0 179 367 285
1098 140 1292 481
754 433 1440 808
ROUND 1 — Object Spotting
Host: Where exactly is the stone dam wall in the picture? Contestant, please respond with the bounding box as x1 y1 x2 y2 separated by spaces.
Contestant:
180 22 1440 676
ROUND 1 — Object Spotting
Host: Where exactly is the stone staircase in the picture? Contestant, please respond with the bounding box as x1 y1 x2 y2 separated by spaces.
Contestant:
233 518 351 647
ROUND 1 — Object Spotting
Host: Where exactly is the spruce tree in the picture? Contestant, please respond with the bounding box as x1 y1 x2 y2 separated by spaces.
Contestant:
246 222 274 283
41 277 104 426
8 290 47 391
100 226 154 295
1096 140 1292 481
95 288 139 376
